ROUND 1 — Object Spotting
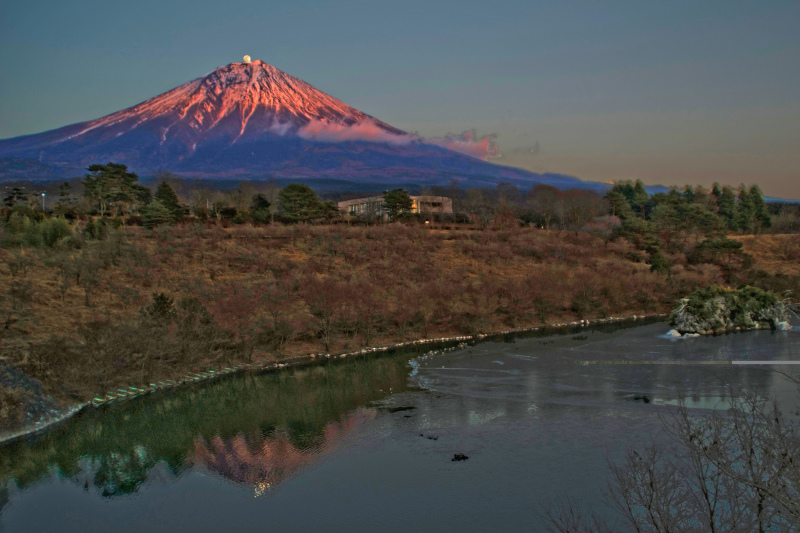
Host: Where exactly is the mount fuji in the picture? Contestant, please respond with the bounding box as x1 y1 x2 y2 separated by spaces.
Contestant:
0 59 592 190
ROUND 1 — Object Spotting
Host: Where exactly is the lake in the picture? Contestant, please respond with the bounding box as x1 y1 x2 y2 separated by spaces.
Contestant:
1 319 798 532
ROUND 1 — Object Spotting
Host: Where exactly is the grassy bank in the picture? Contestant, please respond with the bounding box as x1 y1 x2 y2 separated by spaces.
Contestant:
1 221 798 433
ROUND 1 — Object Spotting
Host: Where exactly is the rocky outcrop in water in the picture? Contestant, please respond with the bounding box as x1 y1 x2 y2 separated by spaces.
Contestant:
669 286 789 335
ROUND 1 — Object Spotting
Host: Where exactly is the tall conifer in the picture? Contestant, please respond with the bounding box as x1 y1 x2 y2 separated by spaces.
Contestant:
155 182 183 221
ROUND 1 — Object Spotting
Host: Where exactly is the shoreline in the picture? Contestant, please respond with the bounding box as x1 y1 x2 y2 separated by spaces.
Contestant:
668 321 794 337
0 312 667 446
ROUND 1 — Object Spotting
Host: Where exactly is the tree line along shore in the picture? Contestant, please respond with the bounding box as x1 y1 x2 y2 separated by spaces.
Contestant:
1 164 799 431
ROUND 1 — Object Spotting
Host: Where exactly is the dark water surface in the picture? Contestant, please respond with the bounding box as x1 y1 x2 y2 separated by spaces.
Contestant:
1 320 798 532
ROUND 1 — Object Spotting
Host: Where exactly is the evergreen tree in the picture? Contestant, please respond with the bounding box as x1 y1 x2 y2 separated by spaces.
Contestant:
682 185 696 204
320 200 341 221
692 185 713 209
83 163 141 217
54 182 80 217
250 193 271 211
141 200 173 228
710 183 722 205
139 292 177 332
606 180 649 219
664 188 684 207
613 181 636 203
383 189 414 220
651 204 682 248
2 187 27 208
278 184 324 222
647 248 671 275
83 219 98 239
250 193 271 223
56 182 75 208
736 184 755 232
631 180 650 218
716 185 738 230
749 184 771 232
155 182 183 221
134 185 152 208
605 190 634 220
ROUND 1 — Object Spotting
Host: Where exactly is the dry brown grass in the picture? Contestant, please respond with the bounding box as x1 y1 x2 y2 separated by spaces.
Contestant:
735 234 800 276
0 386 32 427
3 223 795 405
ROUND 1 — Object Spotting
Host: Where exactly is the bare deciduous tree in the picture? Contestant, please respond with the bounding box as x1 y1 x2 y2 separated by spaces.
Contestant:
545 374 800 533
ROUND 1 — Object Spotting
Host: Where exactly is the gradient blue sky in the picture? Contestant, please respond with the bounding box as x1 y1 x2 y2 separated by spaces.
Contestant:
1 0 798 196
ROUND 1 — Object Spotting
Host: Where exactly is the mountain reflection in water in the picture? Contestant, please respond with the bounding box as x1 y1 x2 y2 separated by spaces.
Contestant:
0 352 413 499
190 408 376 496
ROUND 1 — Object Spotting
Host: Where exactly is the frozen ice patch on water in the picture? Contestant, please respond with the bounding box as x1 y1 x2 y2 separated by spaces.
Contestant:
507 353 539 362
659 329 700 339
468 410 505 426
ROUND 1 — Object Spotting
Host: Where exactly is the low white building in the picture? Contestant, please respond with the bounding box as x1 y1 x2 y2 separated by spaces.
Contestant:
338 195 453 217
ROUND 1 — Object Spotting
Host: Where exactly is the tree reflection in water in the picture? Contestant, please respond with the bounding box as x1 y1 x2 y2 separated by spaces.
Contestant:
0 352 412 499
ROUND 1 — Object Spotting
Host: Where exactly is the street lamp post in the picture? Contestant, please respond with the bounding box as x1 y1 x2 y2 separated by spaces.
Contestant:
41 192 46 211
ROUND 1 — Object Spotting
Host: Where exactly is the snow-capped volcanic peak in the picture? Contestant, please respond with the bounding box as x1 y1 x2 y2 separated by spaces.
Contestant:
0 58 589 192
59 59 404 147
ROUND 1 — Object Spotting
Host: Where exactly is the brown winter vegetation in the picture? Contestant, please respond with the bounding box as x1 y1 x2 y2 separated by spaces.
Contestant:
736 233 800 276
0 387 31 427
1 219 798 421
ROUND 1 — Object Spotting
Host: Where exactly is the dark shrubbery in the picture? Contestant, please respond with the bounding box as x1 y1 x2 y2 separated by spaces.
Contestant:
1 214 73 248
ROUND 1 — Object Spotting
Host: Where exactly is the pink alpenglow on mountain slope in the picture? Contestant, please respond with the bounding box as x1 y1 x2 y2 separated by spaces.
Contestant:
0 58 587 189
60 59 406 150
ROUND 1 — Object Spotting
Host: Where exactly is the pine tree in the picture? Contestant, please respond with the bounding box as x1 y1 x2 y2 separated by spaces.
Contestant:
250 193 271 223
155 182 182 221
736 184 755 232
716 185 738 230
632 180 650 218
142 200 173 228
710 183 722 204
682 185 696 204
278 184 324 222
83 163 141 217
605 188 636 220
749 185 771 232
56 182 75 208
3 187 27 208
383 189 414 220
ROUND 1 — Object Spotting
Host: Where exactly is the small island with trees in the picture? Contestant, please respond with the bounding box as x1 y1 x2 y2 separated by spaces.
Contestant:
668 285 791 336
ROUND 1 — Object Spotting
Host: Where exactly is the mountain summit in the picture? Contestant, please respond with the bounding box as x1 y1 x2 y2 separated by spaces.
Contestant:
0 59 588 190
60 59 404 147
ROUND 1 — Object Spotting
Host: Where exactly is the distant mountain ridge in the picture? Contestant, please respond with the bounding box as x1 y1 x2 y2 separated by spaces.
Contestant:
0 59 599 191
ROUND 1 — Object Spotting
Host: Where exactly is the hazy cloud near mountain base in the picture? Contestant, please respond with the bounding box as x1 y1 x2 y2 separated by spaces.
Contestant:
297 119 500 160
423 130 500 160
